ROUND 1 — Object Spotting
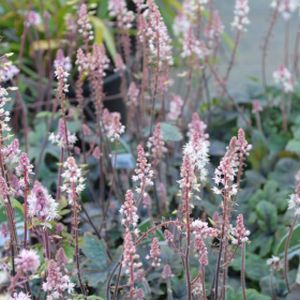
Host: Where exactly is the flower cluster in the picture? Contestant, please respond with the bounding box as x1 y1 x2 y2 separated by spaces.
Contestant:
273 65 294 93
236 128 252 161
141 0 173 66
122 230 144 284
181 29 210 60
266 255 282 271
0 87 12 134
0 58 19 82
108 0 134 29
42 259 74 299
0 176 9 201
75 48 89 74
61 156 85 204
128 82 139 107
54 65 69 95
120 190 139 229
28 181 58 224
77 3 94 42
231 0 250 31
16 249 40 274
252 100 263 113
288 170 300 215
102 108 125 142
191 220 218 265
11 292 31 300
54 49 72 73
24 10 41 27
167 94 183 121
205 10 224 41
89 44 110 76
16 153 34 188
179 154 198 193
162 264 174 280
182 0 208 22
179 154 198 215
231 214 250 246
89 45 110 115
271 0 300 20
213 131 249 196
2 139 20 164
146 237 161 267
184 113 210 183
49 119 77 148
132 144 154 195
147 123 167 166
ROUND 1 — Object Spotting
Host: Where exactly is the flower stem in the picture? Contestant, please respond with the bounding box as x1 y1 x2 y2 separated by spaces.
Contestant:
241 243 247 300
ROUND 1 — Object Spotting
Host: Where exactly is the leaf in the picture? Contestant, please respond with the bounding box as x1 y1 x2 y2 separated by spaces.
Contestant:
245 289 271 300
231 253 269 281
81 233 110 269
90 16 116 59
138 218 164 241
160 122 183 142
81 233 111 287
275 224 300 256
227 287 271 300
256 201 278 233
286 140 300 153
270 158 300 186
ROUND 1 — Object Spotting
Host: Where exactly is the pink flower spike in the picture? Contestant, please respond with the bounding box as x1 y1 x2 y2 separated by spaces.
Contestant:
16 249 40 274
61 156 85 204
231 214 250 246
10 291 32 300
49 118 77 148
16 153 34 188
28 181 58 224
132 144 154 195
273 65 294 93
146 237 161 267
120 190 139 229
162 264 174 280
147 123 167 166
108 0 134 29
231 0 250 32
0 176 9 201
128 82 139 107
184 113 210 183
102 108 125 142
77 3 94 41
288 170 300 215
167 94 183 121
54 49 71 73
122 230 144 285
42 259 74 298
252 100 263 113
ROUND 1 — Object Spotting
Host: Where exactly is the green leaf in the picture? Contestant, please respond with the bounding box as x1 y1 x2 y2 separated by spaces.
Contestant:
90 16 116 59
275 224 300 257
231 253 269 282
227 287 271 300
270 158 300 187
81 233 110 269
256 201 278 233
286 140 300 153
160 122 183 142
138 218 164 241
